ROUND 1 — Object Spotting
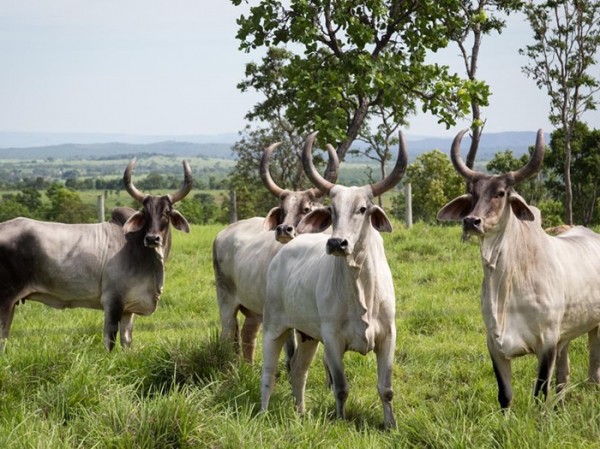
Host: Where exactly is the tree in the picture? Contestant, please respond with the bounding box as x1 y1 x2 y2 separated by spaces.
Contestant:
228 123 328 219
442 0 523 169
15 187 43 216
232 0 491 160
521 0 600 225
403 149 464 223
545 122 600 226
349 105 401 207
45 183 96 224
486 147 547 206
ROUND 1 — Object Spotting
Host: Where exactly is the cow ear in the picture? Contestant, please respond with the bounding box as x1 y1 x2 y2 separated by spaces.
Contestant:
437 194 474 221
263 207 281 231
369 206 392 233
509 193 535 221
122 211 146 234
297 208 332 234
170 210 191 233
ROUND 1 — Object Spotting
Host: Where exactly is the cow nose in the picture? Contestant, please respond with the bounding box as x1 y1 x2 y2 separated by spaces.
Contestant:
144 234 161 247
463 216 482 232
275 224 295 243
326 238 349 255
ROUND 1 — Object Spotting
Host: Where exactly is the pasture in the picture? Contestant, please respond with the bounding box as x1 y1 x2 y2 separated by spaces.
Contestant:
1 221 599 448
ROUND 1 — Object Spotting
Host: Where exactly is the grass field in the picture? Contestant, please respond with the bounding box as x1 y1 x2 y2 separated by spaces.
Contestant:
1 221 599 448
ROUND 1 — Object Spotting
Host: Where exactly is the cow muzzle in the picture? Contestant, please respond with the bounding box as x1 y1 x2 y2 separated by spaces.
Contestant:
275 224 296 243
326 237 350 256
144 234 162 248
462 216 484 235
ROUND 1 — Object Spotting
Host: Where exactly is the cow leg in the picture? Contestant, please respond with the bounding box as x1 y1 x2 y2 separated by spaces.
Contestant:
102 299 124 352
0 299 18 354
487 335 513 409
289 338 319 415
322 335 348 420
218 301 240 352
375 332 397 430
323 350 333 389
260 326 291 412
555 341 570 406
119 313 135 348
240 309 262 364
588 326 600 384
534 344 557 402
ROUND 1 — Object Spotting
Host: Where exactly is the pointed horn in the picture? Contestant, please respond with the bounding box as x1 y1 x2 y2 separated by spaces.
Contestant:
302 131 336 194
507 129 545 185
259 142 285 198
309 143 340 197
450 129 482 182
123 158 146 204
369 130 409 198
169 160 193 203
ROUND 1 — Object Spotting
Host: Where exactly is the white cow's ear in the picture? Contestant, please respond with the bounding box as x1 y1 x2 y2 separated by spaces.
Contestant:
263 207 281 231
123 211 146 234
437 194 473 221
509 193 535 221
369 206 392 233
170 210 191 233
297 208 332 234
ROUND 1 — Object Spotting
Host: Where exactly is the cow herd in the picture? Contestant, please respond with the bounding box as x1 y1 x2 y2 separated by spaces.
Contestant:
1 129 600 429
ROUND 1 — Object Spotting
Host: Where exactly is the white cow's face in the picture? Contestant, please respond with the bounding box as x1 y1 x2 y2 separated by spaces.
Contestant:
263 189 324 243
297 185 392 258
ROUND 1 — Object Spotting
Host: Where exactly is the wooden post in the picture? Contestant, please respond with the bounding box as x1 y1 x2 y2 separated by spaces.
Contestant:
97 195 105 223
230 190 237 224
405 183 412 229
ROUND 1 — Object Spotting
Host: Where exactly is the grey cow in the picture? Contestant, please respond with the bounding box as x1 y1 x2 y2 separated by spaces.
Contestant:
0 159 192 352
438 129 600 408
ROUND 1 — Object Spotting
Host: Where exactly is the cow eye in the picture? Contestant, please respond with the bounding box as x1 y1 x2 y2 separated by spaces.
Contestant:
496 191 506 199
359 206 367 214
303 207 311 214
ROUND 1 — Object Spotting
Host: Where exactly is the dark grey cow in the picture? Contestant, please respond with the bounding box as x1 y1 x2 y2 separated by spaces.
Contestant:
438 130 600 408
0 159 192 352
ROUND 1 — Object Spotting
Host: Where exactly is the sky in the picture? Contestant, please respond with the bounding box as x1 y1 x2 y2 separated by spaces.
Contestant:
1 1 599 139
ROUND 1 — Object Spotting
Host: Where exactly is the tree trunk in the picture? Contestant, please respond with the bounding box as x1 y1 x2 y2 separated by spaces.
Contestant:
337 97 369 160
564 130 573 225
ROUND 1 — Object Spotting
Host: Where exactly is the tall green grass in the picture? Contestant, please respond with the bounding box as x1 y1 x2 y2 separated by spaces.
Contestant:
1 222 599 448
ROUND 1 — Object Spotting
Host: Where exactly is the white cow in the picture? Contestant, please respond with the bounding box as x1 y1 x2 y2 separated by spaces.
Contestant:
437 129 600 408
260 131 407 429
213 141 339 365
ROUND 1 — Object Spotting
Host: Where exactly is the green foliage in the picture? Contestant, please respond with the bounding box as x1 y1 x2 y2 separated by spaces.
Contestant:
175 194 224 225
402 150 464 223
545 122 600 226
45 183 96 224
226 124 327 220
233 0 492 158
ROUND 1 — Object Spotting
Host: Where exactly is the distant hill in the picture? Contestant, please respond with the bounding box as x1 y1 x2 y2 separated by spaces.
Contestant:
0 132 239 148
0 130 549 161
0 141 234 160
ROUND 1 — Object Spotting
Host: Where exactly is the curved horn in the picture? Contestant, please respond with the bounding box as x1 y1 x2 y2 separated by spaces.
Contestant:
309 143 340 197
259 142 284 198
302 131 336 194
450 129 483 182
369 130 409 198
169 160 193 203
123 158 146 204
507 129 545 185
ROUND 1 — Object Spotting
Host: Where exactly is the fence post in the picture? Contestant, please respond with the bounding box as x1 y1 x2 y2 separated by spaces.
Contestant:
230 190 237 224
405 183 412 229
97 195 105 223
